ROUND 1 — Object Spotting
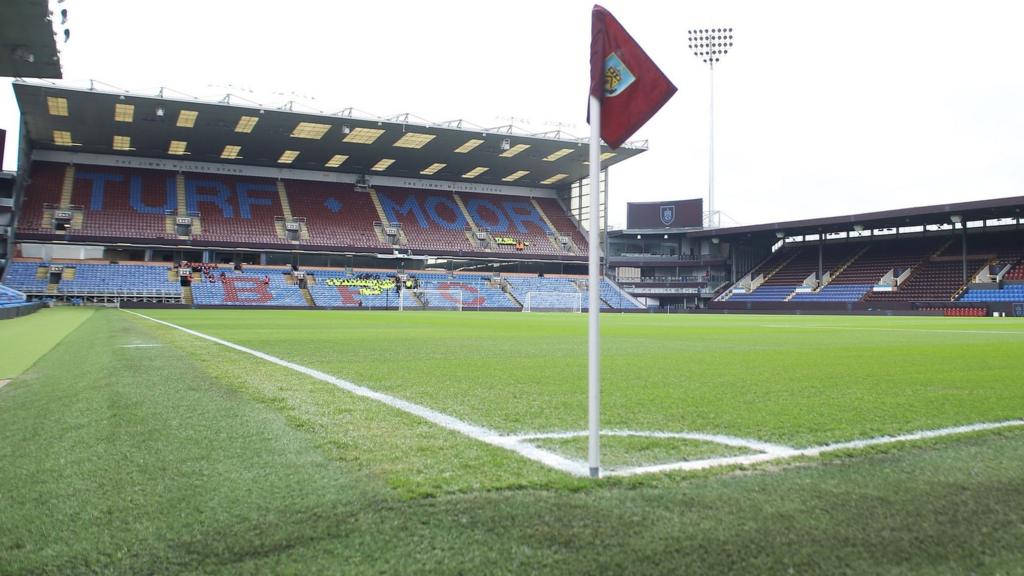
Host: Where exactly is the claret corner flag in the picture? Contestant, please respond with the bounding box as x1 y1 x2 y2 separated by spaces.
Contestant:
589 5 677 149
585 5 675 478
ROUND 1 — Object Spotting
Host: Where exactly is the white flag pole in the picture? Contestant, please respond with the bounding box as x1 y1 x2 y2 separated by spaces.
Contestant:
587 94 602 478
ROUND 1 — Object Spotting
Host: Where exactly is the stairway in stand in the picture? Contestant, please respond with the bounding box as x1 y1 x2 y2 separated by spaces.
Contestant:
529 198 567 252
300 286 316 307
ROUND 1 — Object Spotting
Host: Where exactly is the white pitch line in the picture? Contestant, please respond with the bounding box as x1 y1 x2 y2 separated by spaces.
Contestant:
606 452 789 477
609 419 1024 476
797 419 1024 457
123 310 588 477
761 324 1024 336
119 344 162 348
512 429 795 455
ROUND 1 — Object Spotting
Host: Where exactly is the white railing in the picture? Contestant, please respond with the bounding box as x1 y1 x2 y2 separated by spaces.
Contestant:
0 284 28 301
749 273 766 292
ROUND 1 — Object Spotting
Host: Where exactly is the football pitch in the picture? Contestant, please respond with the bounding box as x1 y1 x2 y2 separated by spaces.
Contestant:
2 307 1023 573
133 308 1024 477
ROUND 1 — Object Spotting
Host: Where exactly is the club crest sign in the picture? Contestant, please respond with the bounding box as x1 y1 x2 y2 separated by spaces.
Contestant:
660 205 675 226
603 53 636 97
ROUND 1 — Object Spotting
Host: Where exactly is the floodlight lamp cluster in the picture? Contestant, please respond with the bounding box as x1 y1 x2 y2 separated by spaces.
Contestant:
687 28 734 65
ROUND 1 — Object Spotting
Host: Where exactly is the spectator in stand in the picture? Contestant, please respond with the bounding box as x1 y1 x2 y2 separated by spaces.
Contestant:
263 275 270 286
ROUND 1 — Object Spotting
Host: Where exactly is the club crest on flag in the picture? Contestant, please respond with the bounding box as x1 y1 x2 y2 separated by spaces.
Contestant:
660 205 675 225
603 53 636 97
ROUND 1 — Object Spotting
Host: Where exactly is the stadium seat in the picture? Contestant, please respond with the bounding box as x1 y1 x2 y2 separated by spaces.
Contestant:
191 270 306 306
18 161 592 258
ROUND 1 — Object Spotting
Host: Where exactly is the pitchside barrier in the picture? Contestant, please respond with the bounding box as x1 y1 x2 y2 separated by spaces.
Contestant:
0 301 44 320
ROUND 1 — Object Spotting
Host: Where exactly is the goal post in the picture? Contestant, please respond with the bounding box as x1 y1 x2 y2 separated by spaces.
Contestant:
523 291 583 313
400 288 463 311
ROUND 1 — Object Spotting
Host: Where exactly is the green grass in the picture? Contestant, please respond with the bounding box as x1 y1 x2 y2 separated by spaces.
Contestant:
0 307 94 379
138 309 1024 447
1 308 1022 573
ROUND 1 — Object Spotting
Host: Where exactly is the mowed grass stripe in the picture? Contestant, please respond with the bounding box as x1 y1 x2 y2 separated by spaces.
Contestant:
0 307 94 379
123 309 583 492
0 309 390 573
123 309 590 476
139 310 1024 447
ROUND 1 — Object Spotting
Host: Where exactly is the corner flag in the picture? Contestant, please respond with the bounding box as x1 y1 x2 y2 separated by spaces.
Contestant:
586 6 675 478
589 5 677 149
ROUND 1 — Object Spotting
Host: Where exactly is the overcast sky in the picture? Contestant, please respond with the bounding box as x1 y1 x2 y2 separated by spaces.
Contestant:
3 0 1023 229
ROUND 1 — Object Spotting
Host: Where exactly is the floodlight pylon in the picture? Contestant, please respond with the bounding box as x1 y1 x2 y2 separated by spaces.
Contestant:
687 27 734 228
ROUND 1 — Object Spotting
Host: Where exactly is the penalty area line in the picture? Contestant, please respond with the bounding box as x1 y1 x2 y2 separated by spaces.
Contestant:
122 310 588 477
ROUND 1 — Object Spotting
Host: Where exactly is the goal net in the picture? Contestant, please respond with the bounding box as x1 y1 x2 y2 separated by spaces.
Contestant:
399 289 463 311
523 291 583 313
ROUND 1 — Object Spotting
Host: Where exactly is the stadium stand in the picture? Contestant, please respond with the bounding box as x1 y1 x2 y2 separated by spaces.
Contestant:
284 180 385 249
18 162 589 258
55 264 181 297
760 244 860 287
1004 262 1024 281
733 232 1023 306
827 238 938 288
2 262 50 293
790 239 933 302
732 243 861 302
1 259 642 310
374 187 474 253
183 172 285 245
16 161 63 232
717 247 797 302
534 197 589 255
600 278 644 309
504 275 608 309
459 192 567 256
307 272 398 308
2 261 181 297
307 271 517 309
935 230 1023 260
959 285 1024 302
789 283 875 303
727 285 800 302
69 165 177 240
866 257 986 302
505 276 576 299
191 270 306 306
722 237 999 304
410 273 518 309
